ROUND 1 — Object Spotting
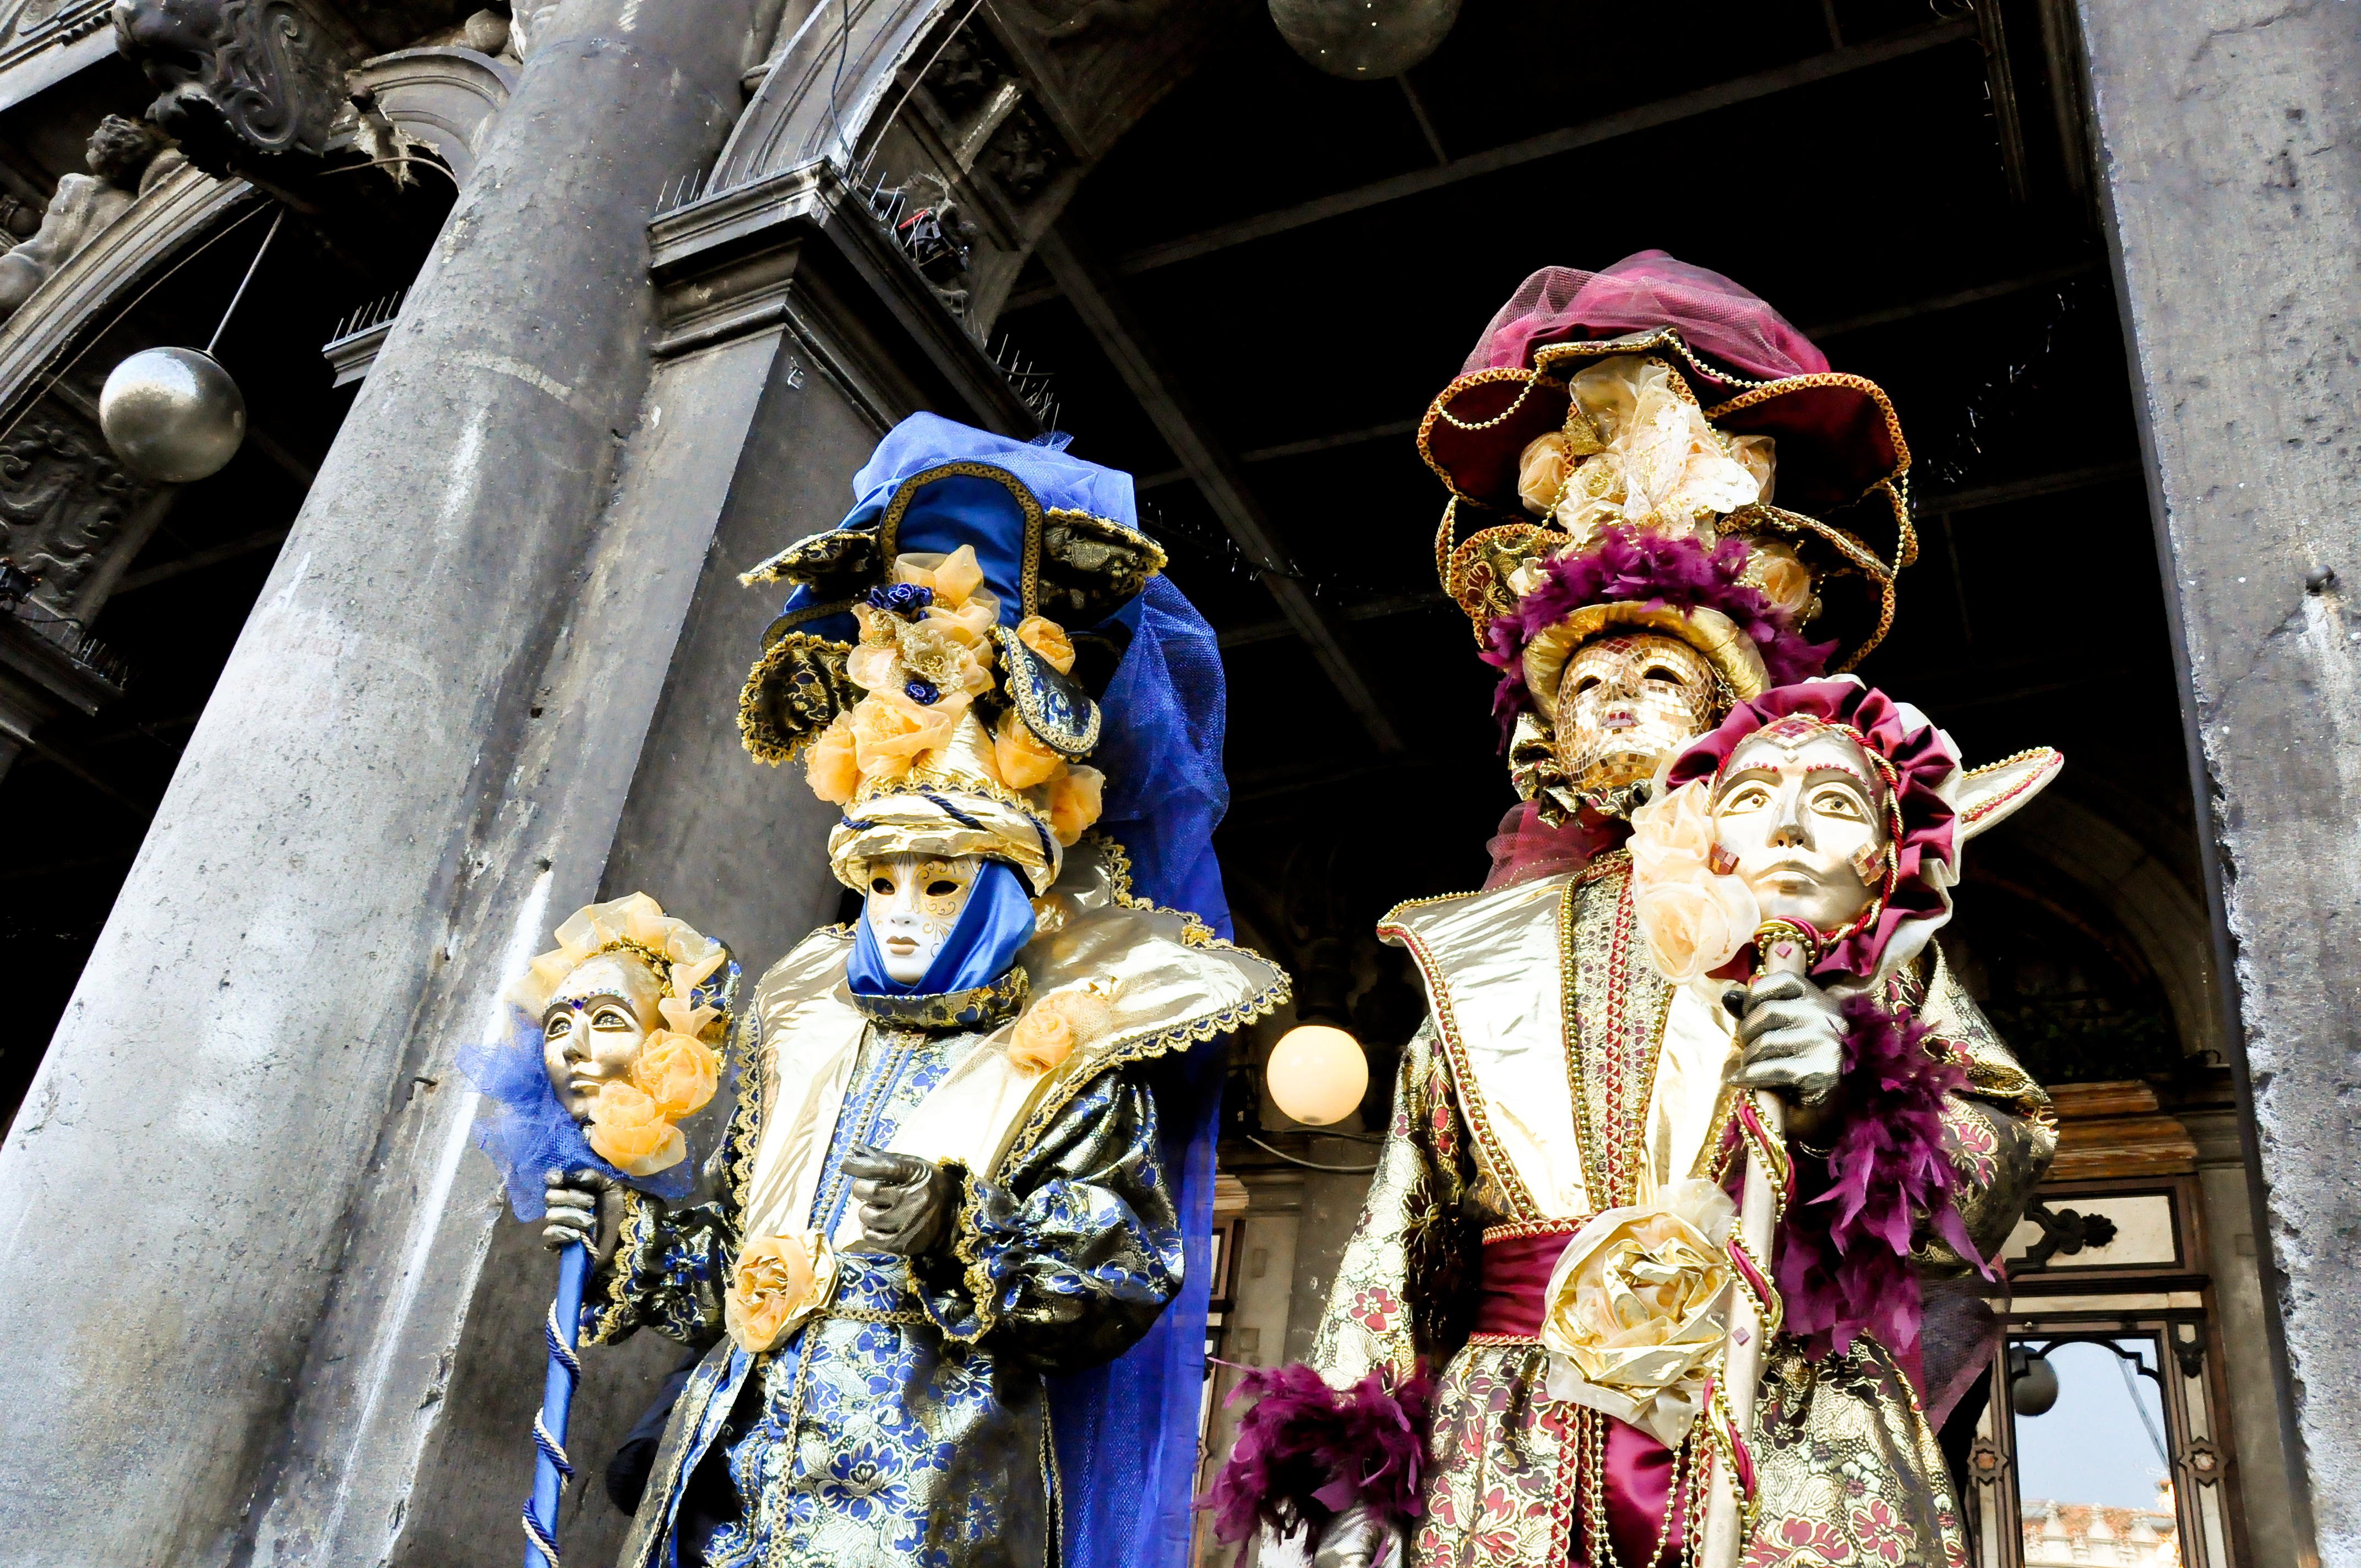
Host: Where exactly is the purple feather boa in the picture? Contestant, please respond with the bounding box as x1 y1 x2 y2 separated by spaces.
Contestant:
1482 526 1835 740
1774 995 1991 1360
1203 1362 1434 1554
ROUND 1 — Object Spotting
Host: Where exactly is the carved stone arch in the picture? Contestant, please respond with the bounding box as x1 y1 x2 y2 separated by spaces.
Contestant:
714 0 950 186
344 45 516 184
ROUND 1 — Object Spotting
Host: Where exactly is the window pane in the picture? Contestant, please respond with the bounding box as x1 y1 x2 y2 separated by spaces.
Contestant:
2014 1337 2181 1566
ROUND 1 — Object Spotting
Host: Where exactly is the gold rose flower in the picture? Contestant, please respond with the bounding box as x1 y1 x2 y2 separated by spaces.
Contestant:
1744 539 1812 618
726 1230 836 1353
630 1030 720 1120
848 692 960 781
1516 432 1573 517
994 710 1065 790
1016 614 1076 674
1008 982 1117 1074
844 641 906 695
1541 1179 1738 1446
1046 764 1105 846
805 714 861 804
586 1081 687 1177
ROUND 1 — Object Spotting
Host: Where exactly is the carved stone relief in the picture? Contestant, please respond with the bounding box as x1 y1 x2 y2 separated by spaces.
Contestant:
114 0 351 174
0 412 149 609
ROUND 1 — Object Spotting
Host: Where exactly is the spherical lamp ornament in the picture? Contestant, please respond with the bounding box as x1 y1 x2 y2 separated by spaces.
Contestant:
1267 0 1462 79
1265 1022 1369 1127
99 346 247 483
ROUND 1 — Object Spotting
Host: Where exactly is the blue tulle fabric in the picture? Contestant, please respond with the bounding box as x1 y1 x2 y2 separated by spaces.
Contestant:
457 1012 696 1223
1050 572 1234 1568
845 858 1040 997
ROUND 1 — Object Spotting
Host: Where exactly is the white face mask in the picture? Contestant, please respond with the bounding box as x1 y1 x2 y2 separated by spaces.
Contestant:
863 854 981 985
1710 727 1888 936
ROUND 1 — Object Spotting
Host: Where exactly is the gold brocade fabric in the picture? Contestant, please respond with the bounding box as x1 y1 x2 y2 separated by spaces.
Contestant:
1314 861 2055 1567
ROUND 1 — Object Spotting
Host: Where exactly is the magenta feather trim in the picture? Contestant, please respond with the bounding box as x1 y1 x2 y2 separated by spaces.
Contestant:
1482 527 1835 741
1774 997 1989 1359
1203 1362 1434 1552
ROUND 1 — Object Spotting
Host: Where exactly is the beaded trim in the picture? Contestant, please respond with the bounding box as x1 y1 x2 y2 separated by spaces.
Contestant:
1480 1216 1588 1245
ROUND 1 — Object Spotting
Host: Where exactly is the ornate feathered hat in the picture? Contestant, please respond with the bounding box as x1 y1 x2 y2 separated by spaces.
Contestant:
737 413 1167 895
1424 253 1918 816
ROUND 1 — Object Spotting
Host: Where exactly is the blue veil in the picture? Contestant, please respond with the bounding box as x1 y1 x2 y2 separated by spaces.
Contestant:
1049 575 1233 1568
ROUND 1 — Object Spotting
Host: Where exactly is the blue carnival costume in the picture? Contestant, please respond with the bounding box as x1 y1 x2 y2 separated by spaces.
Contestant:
588 416 1287 1568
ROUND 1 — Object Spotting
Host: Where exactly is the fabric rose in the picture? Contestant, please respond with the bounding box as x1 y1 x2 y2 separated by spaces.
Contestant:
844 640 906 694
1016 614 1075 674
1634 865 1760 984
848 692 959 781
1516 431 1573 516
1629 777 1759 983
1729 433 1777 505
896 545 1003 646
1046 764 1104 846
1746 540 1812 617
630 1030 720 1120
586 1081 686 1177
726 1230 836 1353
899 619 991 698
805 714 860 803
1550 356 1764 537
1008 982 1117 1074
994 709 1065 789
1540 1178 1738 1446
1618 369 1761 528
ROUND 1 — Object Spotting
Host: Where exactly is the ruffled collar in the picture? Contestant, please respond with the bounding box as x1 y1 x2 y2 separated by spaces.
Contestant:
850 963 1030 1033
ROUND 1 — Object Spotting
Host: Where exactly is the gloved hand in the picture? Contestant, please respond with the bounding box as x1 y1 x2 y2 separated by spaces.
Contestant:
542 1167 624 1262
840 1142 959 1256
1310 1502 1401 1568
1723 968 1847 1140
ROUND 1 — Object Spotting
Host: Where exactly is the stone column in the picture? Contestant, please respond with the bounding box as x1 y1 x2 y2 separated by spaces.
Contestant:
0 1 770 1560
2076 2 2359 1561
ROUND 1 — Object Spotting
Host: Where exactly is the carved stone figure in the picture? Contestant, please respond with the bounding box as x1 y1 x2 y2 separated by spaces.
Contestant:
0 114 180 320
113 0 347 173
1211 257 2059 1568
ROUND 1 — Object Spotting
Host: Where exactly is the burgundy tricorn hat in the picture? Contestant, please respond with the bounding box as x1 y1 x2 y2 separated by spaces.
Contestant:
1423 253 1916 674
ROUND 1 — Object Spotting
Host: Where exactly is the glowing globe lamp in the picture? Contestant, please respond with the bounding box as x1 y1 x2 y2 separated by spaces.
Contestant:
1265 1023 1368 1126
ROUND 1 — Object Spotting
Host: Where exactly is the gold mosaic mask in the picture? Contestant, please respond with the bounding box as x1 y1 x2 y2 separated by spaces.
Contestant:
1556 633 1722 796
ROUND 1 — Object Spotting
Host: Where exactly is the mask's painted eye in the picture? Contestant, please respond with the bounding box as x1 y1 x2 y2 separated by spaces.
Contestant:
1811 788 1865 820
591 1006 634 1031
871 876 894 895
545 1014 572 1037
1718 783 1774 814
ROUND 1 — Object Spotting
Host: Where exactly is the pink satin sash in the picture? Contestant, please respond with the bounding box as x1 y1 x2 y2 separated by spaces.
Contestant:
1474 1227 1691 1567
